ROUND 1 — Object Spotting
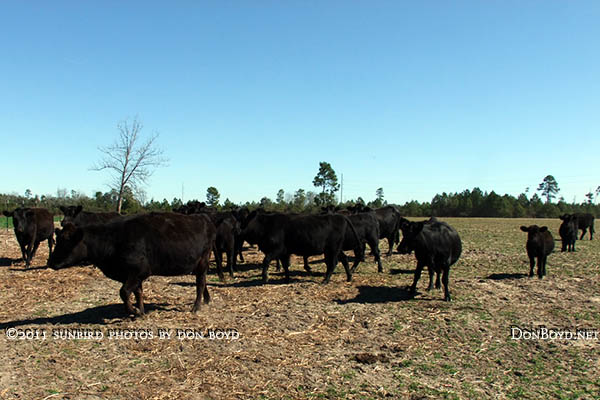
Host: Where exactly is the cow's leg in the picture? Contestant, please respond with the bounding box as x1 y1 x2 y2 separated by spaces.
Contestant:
369 240 383 273
236 238 245 263
338 252 353 282
262 254 274 283
226 242 235 278
213 246 225 281
410 261 426 294
27 241 42 267
274 258 281 272
120 276 142 316
542 255 548 277
23 235 36 267
134 283 144 315
303 256 312 273
528 256 535 277
579 228 586 240
192 252 211 312
426 267 435 291
280 255 291 283
442 266 451 301
47 236 54 262
537 256 544 279
386 236 394 256
349 251 360 275
18 241 27 264
323 251 338 284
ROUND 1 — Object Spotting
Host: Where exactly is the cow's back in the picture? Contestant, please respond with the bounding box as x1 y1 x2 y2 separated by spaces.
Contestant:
88 212 215 277
574 213 594 229
76 211 120 226
415 221 462 266
281 214 347 255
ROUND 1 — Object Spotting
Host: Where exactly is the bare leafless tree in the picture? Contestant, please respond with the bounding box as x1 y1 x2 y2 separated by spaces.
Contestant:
91 117 168 213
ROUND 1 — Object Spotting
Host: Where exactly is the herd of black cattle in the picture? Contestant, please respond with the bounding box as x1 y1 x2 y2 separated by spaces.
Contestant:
1 203 595 317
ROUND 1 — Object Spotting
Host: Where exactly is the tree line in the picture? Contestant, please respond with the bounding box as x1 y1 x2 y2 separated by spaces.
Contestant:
2 184 598 219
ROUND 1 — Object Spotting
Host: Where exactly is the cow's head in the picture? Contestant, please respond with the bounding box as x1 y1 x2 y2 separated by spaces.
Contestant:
520 225 548 240
60 205 83 226
4 208 33 234
48 223 86 269
397 220 425 254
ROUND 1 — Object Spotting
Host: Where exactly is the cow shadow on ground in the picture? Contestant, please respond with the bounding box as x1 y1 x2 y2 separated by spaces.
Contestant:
0 303 170 329
335 285 422 304
485 273 529 280
0 257 16 267
173 269 320 289
389 268 415 275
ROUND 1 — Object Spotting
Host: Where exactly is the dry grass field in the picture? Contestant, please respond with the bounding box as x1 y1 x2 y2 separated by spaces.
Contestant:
0 217 599 399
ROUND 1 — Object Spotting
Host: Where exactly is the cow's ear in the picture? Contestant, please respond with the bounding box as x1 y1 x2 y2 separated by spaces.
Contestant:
2 210 12 217
75 205 83 215
559 215 565 220
520 226 529 232
59 206 66 213
540 226 548 232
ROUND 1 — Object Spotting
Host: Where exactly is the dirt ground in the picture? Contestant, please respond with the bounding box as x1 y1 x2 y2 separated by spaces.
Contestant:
0 218 599 399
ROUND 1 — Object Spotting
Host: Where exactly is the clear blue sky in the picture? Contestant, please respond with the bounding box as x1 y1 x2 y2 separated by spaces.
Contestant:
2 1 599 205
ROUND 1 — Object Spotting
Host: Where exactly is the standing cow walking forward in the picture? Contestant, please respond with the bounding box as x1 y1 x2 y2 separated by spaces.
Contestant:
49 212 216 316
398 218 462 301
520 225 554 278
3 207 55 268
241 211 363 284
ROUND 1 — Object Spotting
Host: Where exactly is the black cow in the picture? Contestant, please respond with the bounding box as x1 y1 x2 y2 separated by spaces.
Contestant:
310 210 383 273
520 225 554 278
231 207 250 262
373 206 402 256
398 218 461 301
241 212 363 283
60 205 120 227
398 217 442 288
175 207 242 280
573 213 595 240
559 214 577 252
48 212 216 316
211 213 241 280
3 208 55 268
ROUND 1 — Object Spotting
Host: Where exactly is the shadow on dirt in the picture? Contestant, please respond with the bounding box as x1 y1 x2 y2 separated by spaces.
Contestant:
486 273 529 280
0 258 16 267
389 268 415 275
0 303 170 329
173 269 320 288
335 285 421 304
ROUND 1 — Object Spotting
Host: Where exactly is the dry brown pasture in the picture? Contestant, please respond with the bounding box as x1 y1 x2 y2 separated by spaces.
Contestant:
0 217 599 399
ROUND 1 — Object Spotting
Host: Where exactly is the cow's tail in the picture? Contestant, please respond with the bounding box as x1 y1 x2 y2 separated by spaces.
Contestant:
343 216 364 261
